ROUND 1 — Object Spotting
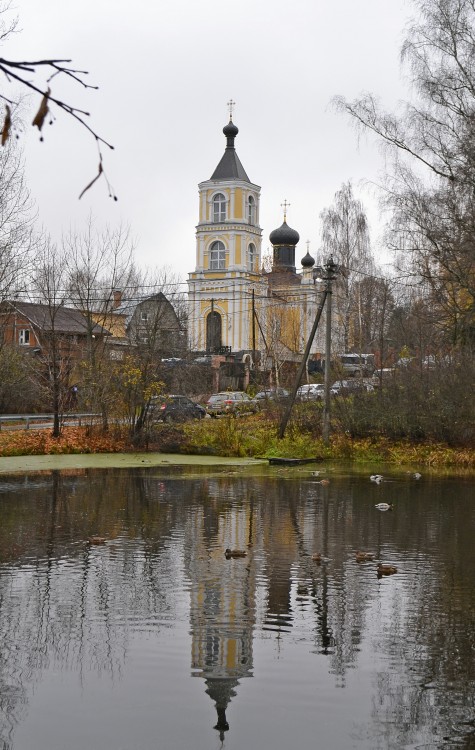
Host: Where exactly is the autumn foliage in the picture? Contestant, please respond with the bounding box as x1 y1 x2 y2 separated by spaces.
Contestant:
0 426 129 457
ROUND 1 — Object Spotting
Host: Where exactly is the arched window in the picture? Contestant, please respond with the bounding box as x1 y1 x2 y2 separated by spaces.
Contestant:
206 311 222 352
248 243 256 272
209 240 226 270
212 193 226 222
248 195 255 224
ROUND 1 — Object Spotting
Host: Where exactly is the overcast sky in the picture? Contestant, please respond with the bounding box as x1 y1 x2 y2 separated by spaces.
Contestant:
6 0 413 281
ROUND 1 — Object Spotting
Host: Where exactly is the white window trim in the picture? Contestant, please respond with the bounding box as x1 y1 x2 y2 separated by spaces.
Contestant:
248 195 255 225
248 243 256 272
19 329 30 345
209 241 226 270
212 192 227 223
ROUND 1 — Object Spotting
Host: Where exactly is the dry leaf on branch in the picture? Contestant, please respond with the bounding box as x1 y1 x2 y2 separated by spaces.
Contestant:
32 88 51 131
1 105 11 145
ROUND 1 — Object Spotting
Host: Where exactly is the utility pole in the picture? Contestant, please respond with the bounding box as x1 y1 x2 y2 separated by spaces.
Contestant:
278 291 327 439
320 257 339 444
278 256 339 440
252 289 256 356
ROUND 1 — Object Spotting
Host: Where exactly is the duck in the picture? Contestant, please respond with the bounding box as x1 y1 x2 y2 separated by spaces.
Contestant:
355 550 375 561
225 548 247 559
370 474 384 483
377 563 397 576
375 502 393 511
88 536 106 545
412 472 422 480
318 479 330 486
310 470 321 477
312 553 330 563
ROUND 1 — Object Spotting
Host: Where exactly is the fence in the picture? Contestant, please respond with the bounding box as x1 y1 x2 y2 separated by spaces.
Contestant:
0 413 100 430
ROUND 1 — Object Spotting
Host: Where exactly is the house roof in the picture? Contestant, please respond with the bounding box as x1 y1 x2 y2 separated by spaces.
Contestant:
114 292 175 325
90 311 127 338
5 301 110 336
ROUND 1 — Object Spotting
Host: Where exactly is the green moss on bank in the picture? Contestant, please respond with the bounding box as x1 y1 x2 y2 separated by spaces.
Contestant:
0 417 473 470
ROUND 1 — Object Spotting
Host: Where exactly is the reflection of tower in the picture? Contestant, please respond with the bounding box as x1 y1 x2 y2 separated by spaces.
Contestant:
185 479 259 736
206 677 236 740
262 482 297 633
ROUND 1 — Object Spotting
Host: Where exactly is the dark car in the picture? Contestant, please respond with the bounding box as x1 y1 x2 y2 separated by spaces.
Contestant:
206 391 259 416
155 395 207 423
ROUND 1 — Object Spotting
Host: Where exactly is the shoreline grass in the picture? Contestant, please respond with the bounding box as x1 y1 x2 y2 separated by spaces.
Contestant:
0 419 473 470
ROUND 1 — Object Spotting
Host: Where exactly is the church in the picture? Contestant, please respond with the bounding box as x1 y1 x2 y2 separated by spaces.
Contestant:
187 108 325 384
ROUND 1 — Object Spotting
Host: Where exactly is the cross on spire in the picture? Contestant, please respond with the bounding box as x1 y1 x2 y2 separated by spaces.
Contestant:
306 240 311 253
227 99 236 120
281 199 290 221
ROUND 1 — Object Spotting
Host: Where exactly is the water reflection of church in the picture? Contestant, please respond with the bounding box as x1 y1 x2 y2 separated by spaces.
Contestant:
185 479 259 739
182 475 365 740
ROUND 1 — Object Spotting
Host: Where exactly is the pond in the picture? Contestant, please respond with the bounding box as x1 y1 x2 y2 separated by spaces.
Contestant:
0 464 474 750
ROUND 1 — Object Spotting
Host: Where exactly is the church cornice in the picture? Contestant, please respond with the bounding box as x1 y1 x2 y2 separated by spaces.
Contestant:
198 178 261 192
196 223 262 236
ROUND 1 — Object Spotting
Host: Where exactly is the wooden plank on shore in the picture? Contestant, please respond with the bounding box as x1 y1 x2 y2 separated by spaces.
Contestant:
268 457 321 466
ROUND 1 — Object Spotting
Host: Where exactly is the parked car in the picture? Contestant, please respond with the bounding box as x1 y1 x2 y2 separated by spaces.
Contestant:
331 380 374 396
371 368 395 386
206 391 259 416
335 353 375 377
330 380 353 396
395 357 415 368
254 387 290 401
296 383 325 401
154 395 207 423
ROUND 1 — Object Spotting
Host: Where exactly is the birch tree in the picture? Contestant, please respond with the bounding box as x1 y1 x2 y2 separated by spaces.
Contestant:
320 182 372 351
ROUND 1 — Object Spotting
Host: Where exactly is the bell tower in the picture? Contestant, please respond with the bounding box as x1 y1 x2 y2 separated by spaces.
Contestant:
188 104 265 354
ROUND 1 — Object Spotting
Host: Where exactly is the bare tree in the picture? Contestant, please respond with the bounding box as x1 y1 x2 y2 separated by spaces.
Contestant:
0 138 37 412
0 3 114 198
334 0 475 347
124 267 187 438
320 182 372 351
0 140 35 305
62 220 138 429
30 238 69 437
353 273 395 358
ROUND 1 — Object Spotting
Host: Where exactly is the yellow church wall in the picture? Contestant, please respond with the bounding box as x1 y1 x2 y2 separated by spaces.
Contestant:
226 638 238 669
267 300 304 354
234 188 243 219
200 299 229 314
235 235 242 265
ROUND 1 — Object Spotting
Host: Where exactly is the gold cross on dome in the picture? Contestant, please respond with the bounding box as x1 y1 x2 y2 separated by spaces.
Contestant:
227 99 236 119
281 199 290 221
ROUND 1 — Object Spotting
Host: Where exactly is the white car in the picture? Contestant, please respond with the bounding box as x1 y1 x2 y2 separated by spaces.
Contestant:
296 384 325 401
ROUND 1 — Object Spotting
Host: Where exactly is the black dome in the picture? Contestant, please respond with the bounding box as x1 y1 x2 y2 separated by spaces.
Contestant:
223 120 239 138
301 251 315 268
269 220 300 247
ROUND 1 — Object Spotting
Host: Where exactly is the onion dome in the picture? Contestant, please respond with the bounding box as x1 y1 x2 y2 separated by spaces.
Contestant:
301 250 315 268
269 220 300 247
223 119 239 139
